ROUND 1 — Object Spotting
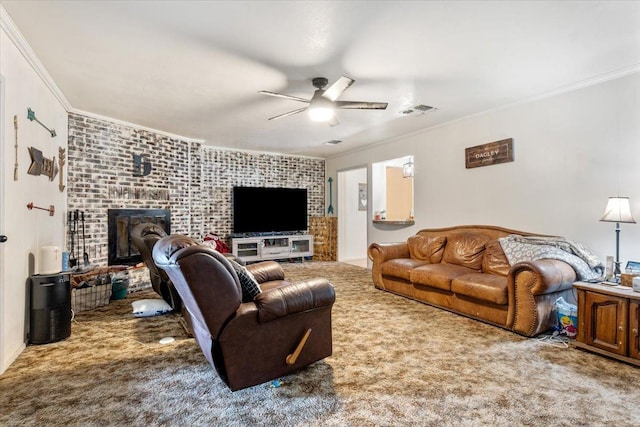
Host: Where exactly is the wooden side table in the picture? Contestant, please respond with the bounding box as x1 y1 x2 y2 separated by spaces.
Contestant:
573 281 640 367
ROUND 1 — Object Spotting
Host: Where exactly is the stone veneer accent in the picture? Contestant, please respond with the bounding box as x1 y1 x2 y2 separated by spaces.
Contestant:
67 112 325 292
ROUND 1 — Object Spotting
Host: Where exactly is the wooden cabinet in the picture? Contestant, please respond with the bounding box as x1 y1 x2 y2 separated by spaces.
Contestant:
630 300 640 360
574 282 640 367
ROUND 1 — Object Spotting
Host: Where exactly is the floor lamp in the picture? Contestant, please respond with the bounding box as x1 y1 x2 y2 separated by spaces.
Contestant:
600 196 636 281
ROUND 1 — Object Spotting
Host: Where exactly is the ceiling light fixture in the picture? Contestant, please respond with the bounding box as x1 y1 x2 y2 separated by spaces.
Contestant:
403 160 414 178
308 106 335 122
308 93 335 122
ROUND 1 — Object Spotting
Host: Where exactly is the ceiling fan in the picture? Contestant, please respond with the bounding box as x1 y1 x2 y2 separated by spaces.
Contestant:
259 76 388 127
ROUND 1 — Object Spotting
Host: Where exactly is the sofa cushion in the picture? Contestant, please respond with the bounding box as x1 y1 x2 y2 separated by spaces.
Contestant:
482 240 511 276
407 235 447 263
451 273 508 305
442 232 489 270
411 263 478 291
382 258 429 281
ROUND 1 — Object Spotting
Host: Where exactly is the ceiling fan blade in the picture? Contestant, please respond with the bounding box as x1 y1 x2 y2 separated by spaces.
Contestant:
259 91 310 103
268 107 308 121
328 116 339 127
322 76 355 101
335 101 388 110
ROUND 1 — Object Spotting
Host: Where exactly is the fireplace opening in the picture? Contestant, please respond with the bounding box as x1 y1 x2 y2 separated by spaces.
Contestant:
107 209 171 266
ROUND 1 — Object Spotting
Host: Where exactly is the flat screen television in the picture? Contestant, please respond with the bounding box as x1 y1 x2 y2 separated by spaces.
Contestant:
233 186 307 235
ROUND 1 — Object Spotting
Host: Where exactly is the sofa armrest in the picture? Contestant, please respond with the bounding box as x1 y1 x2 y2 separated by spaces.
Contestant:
507 259 577 336
254 278 335 323
368 242 410 263
368 242 410 289
246 261 285 283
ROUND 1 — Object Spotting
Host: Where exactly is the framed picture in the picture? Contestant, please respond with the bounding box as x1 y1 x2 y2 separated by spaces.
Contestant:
625 261 640 273
358 183 367 211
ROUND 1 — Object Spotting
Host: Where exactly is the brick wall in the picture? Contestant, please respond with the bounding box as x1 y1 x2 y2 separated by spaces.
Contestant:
67 112 325 291
199 148 325 238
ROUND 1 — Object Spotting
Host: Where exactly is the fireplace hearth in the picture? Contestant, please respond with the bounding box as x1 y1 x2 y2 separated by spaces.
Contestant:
108 209 171 266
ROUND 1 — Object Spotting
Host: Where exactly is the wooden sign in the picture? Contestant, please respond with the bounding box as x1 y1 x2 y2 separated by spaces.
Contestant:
465 138 513 169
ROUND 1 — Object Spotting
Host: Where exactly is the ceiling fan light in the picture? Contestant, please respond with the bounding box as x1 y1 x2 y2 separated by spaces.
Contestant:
308 107 335 122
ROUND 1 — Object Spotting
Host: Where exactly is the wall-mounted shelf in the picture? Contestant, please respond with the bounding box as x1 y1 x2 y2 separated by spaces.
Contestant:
372 220 415 225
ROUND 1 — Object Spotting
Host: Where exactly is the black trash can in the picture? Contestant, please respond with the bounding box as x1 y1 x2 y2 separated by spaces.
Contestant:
30 273 72 344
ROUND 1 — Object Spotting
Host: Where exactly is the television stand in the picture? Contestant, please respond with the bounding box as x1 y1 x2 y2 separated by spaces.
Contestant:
230 234 313 263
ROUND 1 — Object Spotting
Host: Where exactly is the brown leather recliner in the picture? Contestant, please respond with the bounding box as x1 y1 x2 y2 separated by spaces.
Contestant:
152 234 336 391
131 223 182 310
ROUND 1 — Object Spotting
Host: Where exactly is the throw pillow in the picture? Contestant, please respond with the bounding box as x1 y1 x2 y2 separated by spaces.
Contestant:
442 232 489 270
132 299 173 317
407 235 447 263
482 240 511 276
229 259 262 302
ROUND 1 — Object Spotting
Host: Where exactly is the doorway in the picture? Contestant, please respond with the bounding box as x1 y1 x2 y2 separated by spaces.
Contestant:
0 75 6 371
337 167 368 268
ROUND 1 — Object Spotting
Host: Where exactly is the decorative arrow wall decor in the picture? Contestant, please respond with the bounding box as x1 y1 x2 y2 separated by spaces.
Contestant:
27 107 56 137
27 146 58 181
58 147 66 192
27 202 55 216
13 115 19 181
327 177 334 214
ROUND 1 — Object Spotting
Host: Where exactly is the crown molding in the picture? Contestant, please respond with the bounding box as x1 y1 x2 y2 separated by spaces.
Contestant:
201 144 325 160
0 6 72 111
69 108 206 144
71 109 323 159
327 66 640 160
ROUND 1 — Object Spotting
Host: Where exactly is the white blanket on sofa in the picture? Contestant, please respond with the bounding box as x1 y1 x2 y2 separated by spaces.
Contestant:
498 235 603 280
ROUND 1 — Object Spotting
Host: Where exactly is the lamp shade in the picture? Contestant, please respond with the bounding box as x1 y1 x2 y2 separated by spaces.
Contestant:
600 197 636 223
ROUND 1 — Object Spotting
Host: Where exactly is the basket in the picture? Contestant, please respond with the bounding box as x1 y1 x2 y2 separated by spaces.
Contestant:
72 283 112 313
110 277 130 300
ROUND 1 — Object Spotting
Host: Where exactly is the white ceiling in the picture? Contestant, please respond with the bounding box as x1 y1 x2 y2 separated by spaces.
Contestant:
3 1 640 158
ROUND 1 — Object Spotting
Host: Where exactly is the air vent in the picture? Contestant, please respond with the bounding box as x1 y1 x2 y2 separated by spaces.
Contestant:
399 104 435 116
323 140 342 145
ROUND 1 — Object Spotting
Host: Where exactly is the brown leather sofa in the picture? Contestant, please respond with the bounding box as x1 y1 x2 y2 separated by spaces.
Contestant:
153 234 336 391
368 225 577 337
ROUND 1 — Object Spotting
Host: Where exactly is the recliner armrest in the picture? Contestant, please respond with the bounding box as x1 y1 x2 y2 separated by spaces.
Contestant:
254 278 335 323
246 261 285 283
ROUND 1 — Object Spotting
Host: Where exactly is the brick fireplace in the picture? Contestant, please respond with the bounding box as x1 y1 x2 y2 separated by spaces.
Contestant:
107 209 171 266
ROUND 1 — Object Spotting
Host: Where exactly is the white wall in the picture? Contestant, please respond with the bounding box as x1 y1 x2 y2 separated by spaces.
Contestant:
327 72 640 267
337 167 367 261
1 22 68 373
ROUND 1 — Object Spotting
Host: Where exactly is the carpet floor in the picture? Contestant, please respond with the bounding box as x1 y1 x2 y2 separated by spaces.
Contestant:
1 261 639 426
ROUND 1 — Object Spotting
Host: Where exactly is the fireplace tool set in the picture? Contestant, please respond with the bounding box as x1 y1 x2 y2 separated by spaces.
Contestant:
68 210 90 270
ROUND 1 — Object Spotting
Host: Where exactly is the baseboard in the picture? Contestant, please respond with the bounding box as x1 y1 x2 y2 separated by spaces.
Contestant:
1 341 26 375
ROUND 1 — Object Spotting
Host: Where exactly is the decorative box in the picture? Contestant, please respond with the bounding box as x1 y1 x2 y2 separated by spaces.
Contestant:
620 272 639 287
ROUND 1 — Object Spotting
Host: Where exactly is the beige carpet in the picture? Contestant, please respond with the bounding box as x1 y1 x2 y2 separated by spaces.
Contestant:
1 261 639 426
